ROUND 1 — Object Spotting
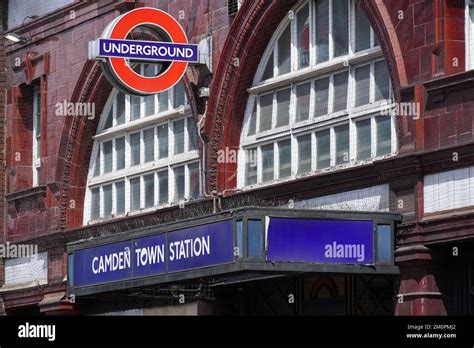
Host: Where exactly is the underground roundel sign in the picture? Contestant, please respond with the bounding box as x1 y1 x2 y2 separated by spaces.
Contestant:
88 7 198 96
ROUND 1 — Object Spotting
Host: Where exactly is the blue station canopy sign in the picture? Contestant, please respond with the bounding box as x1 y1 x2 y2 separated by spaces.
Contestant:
72 220 234 287
266 218 375 265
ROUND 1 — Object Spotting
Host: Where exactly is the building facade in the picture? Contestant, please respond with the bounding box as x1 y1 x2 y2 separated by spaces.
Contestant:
0 0 473 315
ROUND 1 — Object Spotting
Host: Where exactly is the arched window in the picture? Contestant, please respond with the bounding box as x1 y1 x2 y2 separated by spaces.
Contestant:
238 0 396 189
84 64 200 224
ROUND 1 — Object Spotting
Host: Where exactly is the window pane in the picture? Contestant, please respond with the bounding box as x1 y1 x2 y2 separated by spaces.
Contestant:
261 144 274 182
298 134 312 174
143 128 155 163
377 225 392 263
174 81 186 108
355 65 371 107
159 90 169 112
356 4 371 52
278 24 291 75
130 177 141 211
189 162 200 199
174 119 185 154
157 124 169 159
375 61 390 101
296 82 311 122
144 65 155 116
115 137 125 170
174 166 185 201
93 150 100 177
316 0 329 63
276 88 291 127
116 181 125 215
335 125 349 165
158 171 169 204
357 119 372 160
248 99 257 136
236 220 244 258
130 96 141 121
376 116 392 156
333 0 349 57
248 220 263 258
297 4 310 69
246 149 258 185
130 132 141 166
91 187 100 220
279 139 291 179
116 92 125 125
187 117 198 151
144 174 155 208
262 52 274 81
103 184 112 217
259 93 273 132
333 71 348 112
104 107 113 129
315 77 329 117
316 130 330 169
103 140 113 174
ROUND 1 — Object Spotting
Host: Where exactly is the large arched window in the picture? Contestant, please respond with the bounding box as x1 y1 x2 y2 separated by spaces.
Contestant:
238 0 396 189
84 64 200 224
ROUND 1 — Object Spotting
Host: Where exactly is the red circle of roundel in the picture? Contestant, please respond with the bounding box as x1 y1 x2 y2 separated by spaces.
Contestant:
108 8 188 95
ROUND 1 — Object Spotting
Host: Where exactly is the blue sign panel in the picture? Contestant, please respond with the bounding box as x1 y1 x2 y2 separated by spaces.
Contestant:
72 220 234 287
267 218 374 264
98 39 199 63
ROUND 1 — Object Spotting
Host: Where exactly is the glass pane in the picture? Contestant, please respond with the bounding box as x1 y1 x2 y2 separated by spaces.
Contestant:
262 52 274 81
187 117 198 151
91 187 100 220
297 4 310 69
130 132 141 166
103 140 113 174
316 0 329 63
248 220 263 258
188 162 200 199
93 150 100 177
159 90 169 112
115 137 125 170
174 81 186 108
333 0 349 57
130 96 141 121
174 166 185 201
157 124 169 159
335 124 349 165
276 88 291 127
279 139 291 179
356 4 371 52
375 61 390 101
236 220 243 258
144 128 155 163
103 184 112 217
377 225 392 263
104 107 113 129
158 171 169 204
278 24 291 75
357 119 372 160
130 177 141 211
315 77 329 117
116 92 125 125
296 82 311 122
247 99 257 136
246 149 258 185
355 65 371 107
333 71 348 112
261 144 274 182
376 116 392 156
115 181 125 215
259 93 273 132
174 119 185 154
316 129 330 169
144 173 155 208
298 134 312 174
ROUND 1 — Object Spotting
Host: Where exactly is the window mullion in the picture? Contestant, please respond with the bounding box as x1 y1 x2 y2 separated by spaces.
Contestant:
274 142 279 179
309 0 316 67
291 9 298 72
257 146 262 183
370 62 376 103
349 119 356 162
391 113 397 153
349 0 355 56
330 127 336 167
184 164 190 199
311 132 317 172
291 135 298 176
371 116 377 157
328 0 334 60
328 75 334 114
